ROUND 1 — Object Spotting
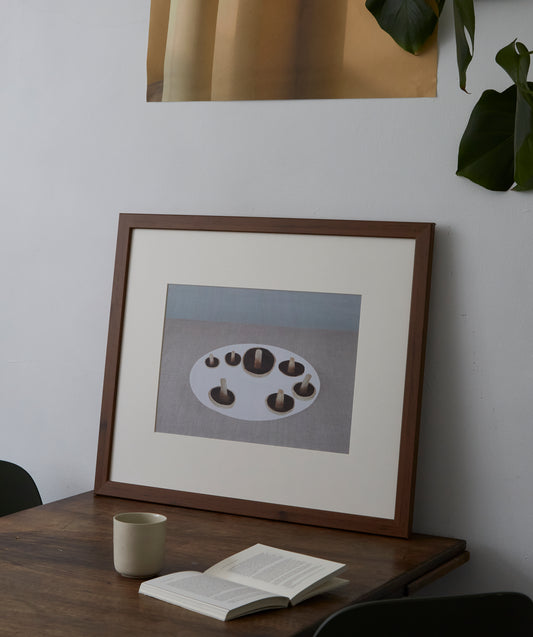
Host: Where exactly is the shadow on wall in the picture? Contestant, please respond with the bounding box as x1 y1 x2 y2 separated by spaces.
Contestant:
413 225 473 539
413 546 533 599
412 226 533 598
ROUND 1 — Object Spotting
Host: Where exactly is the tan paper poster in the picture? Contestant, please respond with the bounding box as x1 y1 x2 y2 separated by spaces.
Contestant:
147 0 438 101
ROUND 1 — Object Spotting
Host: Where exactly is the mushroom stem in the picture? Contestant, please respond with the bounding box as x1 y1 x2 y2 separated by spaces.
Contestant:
220 378 228 400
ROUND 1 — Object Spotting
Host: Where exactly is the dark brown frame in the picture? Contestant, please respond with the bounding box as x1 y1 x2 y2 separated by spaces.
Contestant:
94 214 434 538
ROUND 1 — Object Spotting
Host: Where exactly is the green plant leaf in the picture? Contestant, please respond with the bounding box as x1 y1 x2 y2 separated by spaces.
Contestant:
456 85 516 191
513 84 533 190
496 40 530 89
453 0 475 91
494 41 533 190
365 0 445 54
457 42 533 191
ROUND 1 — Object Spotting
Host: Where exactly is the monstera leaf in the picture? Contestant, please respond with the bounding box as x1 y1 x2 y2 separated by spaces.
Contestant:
496 41 533 191
457 41 533 191
453 0 475 91
456 86 516 190
366 0 475 89
365 0 445 54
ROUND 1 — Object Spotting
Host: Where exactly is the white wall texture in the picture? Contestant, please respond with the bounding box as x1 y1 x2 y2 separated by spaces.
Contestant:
1 0 532 598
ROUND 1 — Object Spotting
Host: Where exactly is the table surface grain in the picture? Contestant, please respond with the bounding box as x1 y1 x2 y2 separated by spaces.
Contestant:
0 492 468 636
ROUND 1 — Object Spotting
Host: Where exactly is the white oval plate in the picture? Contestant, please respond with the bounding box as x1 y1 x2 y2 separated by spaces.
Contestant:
189 343 320 421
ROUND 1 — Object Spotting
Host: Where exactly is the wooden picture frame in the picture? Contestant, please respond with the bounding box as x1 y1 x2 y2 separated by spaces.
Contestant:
95 214 434 538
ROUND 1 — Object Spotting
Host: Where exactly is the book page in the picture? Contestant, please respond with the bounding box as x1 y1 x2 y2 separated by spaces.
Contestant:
205 544 346 599
139 571 288 621
142 571 280 609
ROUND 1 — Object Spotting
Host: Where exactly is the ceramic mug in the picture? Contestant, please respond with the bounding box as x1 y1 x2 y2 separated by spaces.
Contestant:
113 512 167 578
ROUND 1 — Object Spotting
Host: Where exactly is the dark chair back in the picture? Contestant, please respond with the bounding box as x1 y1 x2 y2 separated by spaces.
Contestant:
0 460 42 517
313 592 533 637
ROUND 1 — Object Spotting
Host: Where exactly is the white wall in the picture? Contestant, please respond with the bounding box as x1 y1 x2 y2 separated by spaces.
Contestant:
1 0 532 598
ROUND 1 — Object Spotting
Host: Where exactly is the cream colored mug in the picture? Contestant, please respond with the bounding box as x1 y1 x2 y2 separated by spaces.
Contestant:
113 512 167 578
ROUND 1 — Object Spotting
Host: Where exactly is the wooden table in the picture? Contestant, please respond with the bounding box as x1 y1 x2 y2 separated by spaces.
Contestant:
1 492 468 636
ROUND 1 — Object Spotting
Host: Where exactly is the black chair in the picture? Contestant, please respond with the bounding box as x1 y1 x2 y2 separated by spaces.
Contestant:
313 592 533 636
0 460 42 517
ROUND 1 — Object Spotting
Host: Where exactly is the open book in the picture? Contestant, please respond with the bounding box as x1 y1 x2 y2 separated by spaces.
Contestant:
139 543 348 621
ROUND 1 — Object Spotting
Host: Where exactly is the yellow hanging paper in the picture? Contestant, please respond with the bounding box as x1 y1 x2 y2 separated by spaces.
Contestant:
147 0 438 102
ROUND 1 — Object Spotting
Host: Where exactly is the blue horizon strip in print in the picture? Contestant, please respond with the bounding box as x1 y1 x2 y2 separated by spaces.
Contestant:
164 284 361 332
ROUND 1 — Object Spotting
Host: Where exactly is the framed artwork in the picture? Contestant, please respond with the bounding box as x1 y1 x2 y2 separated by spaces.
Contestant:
94 214 434 538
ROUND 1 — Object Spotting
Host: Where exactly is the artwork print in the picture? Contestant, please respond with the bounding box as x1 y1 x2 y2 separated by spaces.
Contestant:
155 284 361 453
